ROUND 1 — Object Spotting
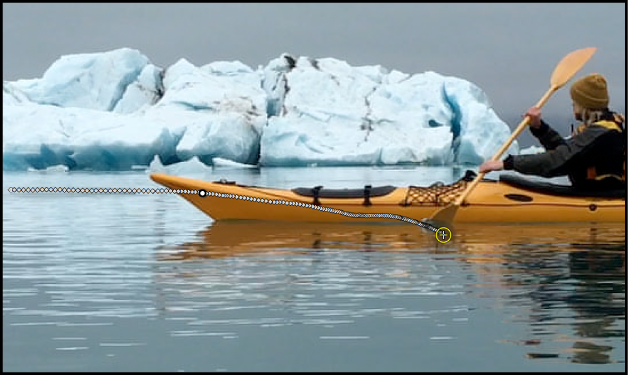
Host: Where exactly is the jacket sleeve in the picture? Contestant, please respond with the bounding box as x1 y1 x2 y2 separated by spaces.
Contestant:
503 126 607 178
530 120 567 150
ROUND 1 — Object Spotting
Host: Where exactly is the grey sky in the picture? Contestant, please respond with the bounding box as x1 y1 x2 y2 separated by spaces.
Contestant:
3 3 626 144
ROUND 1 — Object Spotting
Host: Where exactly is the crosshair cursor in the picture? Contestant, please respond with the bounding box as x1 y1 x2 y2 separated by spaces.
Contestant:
435 227 452 243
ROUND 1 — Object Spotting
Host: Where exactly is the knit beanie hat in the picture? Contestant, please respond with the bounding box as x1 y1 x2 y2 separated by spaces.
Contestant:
570 73 609 109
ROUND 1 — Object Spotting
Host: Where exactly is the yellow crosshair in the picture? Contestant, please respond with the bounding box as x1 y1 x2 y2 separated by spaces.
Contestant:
435 227 452 243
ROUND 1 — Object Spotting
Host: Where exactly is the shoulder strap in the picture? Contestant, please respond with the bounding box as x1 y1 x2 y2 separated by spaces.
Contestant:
593 120 623 132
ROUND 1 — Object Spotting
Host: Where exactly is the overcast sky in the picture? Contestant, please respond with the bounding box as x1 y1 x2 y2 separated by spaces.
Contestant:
3 3 626 141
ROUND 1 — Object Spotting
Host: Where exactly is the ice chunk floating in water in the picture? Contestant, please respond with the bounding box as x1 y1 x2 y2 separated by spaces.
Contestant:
3 48 519 171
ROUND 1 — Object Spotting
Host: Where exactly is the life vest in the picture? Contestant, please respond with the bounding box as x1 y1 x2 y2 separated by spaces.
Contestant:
574 113 625 181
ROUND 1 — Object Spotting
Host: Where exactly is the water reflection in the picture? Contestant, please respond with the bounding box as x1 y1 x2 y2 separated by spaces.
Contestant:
437 222 625 365
157 221 439 260
534 246 624 365
158 221 626 365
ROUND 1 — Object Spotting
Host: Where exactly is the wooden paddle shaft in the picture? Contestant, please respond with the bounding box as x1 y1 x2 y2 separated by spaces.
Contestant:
452 86 558 207
490 87 558 161
428 47 597 223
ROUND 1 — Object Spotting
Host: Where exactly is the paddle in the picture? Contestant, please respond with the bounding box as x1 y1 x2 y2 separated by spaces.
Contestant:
428 47 597 225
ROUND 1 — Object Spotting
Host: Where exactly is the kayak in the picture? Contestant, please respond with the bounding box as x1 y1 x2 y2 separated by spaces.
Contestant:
149 171 625 223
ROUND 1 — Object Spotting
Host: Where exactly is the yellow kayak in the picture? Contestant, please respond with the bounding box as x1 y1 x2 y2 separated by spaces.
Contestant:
149 172 625 223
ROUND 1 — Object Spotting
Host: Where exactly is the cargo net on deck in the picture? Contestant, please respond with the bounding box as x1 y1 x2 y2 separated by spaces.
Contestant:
401 171 475 207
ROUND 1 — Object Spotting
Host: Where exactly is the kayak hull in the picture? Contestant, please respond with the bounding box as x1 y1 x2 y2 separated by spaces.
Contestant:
149 173 625 223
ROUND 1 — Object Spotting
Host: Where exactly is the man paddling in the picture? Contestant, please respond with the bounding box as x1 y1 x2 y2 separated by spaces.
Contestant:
479 73 626 191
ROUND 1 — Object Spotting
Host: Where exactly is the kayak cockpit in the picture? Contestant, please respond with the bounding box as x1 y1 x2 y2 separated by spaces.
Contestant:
499 174 626 199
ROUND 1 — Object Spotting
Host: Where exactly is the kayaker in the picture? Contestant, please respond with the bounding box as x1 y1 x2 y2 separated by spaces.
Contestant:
479 73 626 191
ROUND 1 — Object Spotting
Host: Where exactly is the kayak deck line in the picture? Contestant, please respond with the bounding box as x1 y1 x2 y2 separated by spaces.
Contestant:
7 185 441 233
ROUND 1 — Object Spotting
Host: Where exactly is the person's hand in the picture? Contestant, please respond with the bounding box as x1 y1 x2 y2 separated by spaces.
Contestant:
479 160 504 173
524 106 542 129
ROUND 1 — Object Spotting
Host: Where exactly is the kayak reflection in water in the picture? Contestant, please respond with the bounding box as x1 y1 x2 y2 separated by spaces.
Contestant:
156 221 625 365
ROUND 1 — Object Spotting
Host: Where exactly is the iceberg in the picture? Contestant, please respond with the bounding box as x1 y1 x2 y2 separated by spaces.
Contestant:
3 48 519 171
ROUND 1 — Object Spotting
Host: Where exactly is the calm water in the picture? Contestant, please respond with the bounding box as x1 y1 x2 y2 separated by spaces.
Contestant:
3 166 626 372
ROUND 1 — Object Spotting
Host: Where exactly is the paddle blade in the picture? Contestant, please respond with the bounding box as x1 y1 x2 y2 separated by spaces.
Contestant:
427 203 459 225
550 47 596 89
